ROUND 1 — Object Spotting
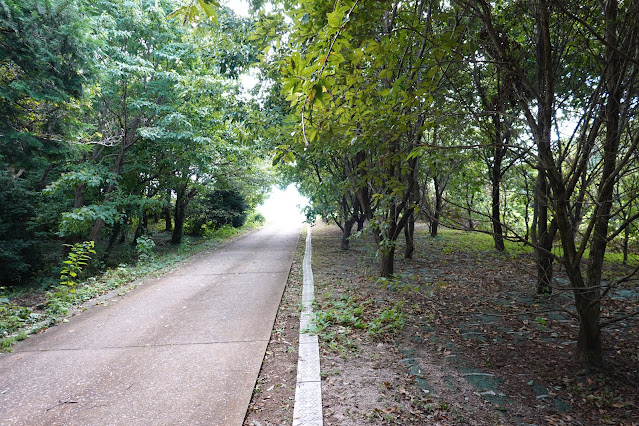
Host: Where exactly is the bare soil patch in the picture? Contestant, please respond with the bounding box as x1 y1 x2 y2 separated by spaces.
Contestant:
246 223 638 425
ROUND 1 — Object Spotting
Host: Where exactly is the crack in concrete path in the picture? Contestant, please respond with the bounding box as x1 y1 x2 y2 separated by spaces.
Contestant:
14 339 273 353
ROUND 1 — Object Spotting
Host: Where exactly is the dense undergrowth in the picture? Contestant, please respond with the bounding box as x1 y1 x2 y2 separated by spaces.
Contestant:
0 216 264 351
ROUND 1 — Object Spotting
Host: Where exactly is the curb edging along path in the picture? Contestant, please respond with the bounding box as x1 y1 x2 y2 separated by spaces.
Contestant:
292 225 323 426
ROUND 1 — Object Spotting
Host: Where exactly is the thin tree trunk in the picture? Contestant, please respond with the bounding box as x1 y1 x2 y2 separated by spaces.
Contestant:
164 189 173 232
341 218 355 250
171 185 196 245
404 211 415 259
107 222 122 252
535 172 554 295
466 193 474 229
380 245 395 277
64 183 88 247
523 169 532 242
355 197 365 231
623 225 629 264
89 219 105 243
132 207 146 246
171 191 186 245
533 2 556 296
36 164 54 192
491 175 505 252
576 0 624 366
431 177 442 237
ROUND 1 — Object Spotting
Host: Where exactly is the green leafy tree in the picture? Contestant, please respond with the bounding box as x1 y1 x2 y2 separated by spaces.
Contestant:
0 171 37 284
0 0 91 176
462 0 639 365
0 0 93 285
275 0 468 275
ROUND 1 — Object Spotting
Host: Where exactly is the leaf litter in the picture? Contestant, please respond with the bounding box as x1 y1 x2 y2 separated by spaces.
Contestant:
245 223 638 425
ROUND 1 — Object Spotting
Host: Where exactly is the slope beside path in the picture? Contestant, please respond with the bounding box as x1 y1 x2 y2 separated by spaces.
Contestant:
0 221 301 425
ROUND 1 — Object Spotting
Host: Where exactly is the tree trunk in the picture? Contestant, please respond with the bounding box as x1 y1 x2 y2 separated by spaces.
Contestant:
466 193 475 229
63 183 88 246
341 218 355 250
533 1 556 296
623 225 629 264
491 176 505 252
163 207 173 231
164 189 173 231
430 213 439 237
107 221 123 252
404 211 415 259
523 170 532 242
89 219 105 243
431 177 442 237
132 209 146 247
572 169 588 234
171 204 186 245
380 245 395 277
575 293 602 366
491 86 506 251
120 217 129 243
575 0 624 366
535 172 554 295
171 185 196 245
36 164 54 192
355 197 365 231
430 212 439 237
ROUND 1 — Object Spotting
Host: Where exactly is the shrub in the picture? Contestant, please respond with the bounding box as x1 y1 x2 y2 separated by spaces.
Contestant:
136 235 156 262
186 188 249 235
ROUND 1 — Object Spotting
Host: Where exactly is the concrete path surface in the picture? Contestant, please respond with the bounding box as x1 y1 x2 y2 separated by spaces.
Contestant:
0 221 301 425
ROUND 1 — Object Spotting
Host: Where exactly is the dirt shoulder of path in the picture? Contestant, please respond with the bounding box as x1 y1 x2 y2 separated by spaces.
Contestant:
243 228 304 426
246 223 639 425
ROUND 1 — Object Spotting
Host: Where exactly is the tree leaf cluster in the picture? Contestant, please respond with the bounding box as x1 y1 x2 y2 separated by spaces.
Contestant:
262 0 639 366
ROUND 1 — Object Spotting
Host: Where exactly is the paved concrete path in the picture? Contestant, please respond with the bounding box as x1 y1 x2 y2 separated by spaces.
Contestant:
0 221 301 425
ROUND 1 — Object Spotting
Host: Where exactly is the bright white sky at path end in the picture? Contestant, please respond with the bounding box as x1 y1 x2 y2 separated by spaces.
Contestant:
223 1 309 225
258 185 309 225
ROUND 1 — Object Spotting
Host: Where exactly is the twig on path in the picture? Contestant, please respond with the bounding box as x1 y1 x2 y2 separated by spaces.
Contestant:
46 399 78 412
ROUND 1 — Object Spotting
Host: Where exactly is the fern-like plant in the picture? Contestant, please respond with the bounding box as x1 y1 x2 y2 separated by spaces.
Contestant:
60 241 96 289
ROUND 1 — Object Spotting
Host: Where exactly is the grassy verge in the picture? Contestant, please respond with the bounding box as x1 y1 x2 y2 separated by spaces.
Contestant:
0 219 263 351
438 227 638 266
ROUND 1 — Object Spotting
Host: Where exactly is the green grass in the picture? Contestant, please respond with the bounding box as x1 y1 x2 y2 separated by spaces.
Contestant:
429 228 637 266
433 228 532 256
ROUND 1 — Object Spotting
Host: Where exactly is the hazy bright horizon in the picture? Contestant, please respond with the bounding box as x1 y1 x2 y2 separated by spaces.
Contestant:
257 184 309 225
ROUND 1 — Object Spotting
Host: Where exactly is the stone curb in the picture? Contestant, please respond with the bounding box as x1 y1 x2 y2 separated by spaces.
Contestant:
292 225 323 425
